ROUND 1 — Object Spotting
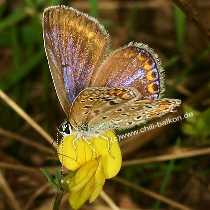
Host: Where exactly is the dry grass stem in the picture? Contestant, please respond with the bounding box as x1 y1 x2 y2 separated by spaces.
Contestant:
0 162 40 174
0 89 55 147
122 147 210 167
93 206 144 210
0 162 58 176
113 177 192 210
0 170 22 210
24 183 49 210
100 191 121 210
0 127 54 155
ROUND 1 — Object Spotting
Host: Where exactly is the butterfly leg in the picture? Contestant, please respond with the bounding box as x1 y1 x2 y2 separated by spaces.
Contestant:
100 135 111 151
72 134 81 162
83 136 97 159
100 135 116 159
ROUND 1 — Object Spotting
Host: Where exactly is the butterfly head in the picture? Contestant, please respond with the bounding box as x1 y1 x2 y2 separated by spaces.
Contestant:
58 119 72 136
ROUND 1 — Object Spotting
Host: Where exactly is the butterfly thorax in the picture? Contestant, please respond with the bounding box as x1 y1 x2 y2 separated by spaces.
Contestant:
75 127 101 138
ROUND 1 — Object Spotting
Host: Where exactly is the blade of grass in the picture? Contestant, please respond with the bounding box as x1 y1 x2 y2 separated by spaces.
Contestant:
88 0 98 17
153 160 175 209
0 8 27 31
154 140 180 209
174 4 186 51
11 27 21 70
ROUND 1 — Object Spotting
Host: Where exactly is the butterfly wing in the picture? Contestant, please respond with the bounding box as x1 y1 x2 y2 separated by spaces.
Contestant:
91 42 164 100
43 6 110 114
88 98 181 131
69 87 140 129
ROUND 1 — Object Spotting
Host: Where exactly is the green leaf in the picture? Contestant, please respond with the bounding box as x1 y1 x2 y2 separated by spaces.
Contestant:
40 168 60 190
54 169 62 189
182 107 210 140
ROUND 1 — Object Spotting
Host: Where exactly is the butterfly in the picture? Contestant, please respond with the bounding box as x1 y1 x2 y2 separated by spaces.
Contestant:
43 5 181 141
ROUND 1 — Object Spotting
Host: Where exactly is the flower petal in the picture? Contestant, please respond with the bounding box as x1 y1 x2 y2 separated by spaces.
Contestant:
58 134 95 171
89 161 105 203
69 175 95 209
70 159 98 192
58 131 121 177
57 134 79 170
92 131 122 178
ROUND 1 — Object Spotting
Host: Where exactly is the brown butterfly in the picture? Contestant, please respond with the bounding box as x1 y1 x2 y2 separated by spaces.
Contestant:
43 5 181 140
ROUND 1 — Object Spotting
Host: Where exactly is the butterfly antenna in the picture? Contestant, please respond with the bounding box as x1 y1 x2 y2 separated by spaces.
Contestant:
56 130 60 147
51 130 58 147
60 134 65 175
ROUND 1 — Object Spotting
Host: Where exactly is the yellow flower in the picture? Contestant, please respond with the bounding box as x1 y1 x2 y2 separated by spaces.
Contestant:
57 130 122 209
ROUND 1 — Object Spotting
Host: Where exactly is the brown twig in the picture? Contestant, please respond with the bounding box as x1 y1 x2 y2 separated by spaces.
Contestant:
0 127 54 155
0 170 22 210
122 147 210 167
0 162 57 176
100 191 121 210
0 162 40 174
0 89 55 147
24 183 49 210
113 177 192 210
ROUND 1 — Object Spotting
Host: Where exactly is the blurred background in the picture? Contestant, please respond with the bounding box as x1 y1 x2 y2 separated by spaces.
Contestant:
0 0 210 210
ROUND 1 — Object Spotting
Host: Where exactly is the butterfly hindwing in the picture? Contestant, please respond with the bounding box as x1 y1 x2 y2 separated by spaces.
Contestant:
43 6 110 114
69 87 140 129
91 42 164 100
89 98 181 131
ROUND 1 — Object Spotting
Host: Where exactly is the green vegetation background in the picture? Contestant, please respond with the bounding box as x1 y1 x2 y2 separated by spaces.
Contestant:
0 0 210 209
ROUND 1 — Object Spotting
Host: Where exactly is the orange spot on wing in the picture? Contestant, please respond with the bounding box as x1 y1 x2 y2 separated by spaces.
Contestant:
144 63 151 71
148 83 159 93
138 55 147 62
148 84 154 93
146 70 156 81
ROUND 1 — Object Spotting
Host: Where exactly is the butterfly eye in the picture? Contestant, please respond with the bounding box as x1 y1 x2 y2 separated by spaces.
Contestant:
58 120 72 136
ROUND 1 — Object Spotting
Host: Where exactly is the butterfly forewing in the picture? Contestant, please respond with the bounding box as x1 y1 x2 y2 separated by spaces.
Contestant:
69 87 140 129
89 98 181 131
43 6 110 115
91 42 164 100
